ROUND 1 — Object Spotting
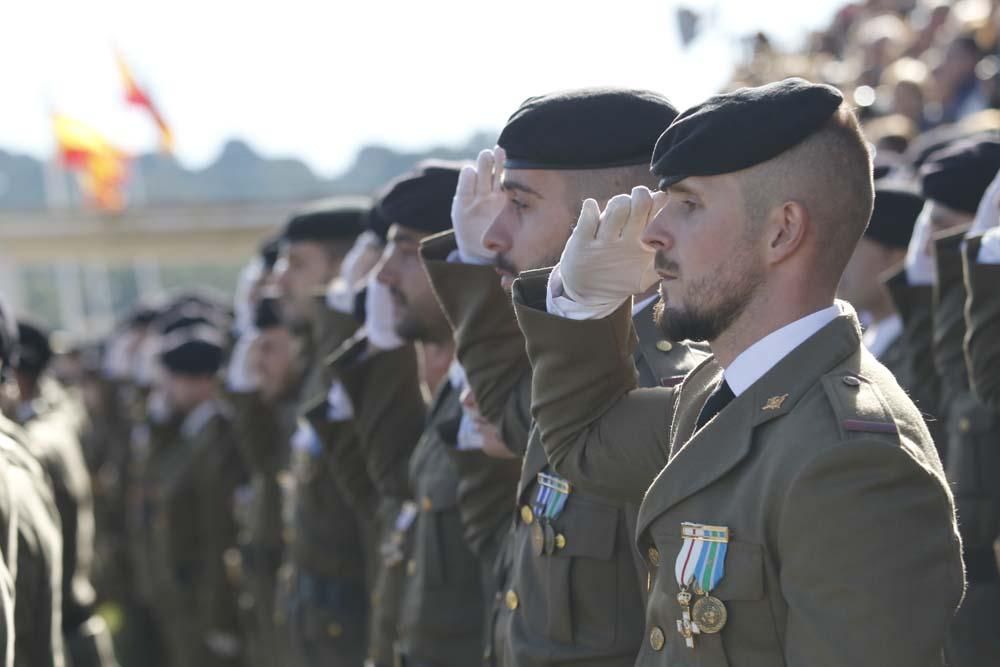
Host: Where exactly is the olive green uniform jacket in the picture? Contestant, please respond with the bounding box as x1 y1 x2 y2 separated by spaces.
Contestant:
13 380 118 667
932 228 1000 666
512 277 964 667
963 233 1000 410
148 400 247 667
326 334 426 667
421 240 705 667
228 389 297 667
0 416 64 667
396 379 486 666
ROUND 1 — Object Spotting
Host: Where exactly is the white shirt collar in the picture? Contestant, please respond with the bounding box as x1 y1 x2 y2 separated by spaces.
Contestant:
723 303 843 397
632 294 658 317
862 313 903 360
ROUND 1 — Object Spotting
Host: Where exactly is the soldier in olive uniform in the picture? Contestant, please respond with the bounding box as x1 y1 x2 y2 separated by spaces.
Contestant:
964 226 1000 408
0 302 65 667
369 164 499 667
273 201 371 666
316 202 425 667
419 89 704 667
8 321 118 667
148 314 247 667
910 139 1000 666
227 295 301 667
839 184 923 386
513 79 963 666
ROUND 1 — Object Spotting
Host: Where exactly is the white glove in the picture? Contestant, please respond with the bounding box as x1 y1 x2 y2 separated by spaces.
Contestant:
979 227 1000 264
969 170 1000 237
328 232 384 314
226 330 259 392
549 186 660 320
103 330 136 381
451 147 506 264
905 204 936 286
326 381 355 422
365 272 404 350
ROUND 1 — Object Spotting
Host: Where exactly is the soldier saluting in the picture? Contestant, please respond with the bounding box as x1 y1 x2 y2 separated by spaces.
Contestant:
512 78 965 665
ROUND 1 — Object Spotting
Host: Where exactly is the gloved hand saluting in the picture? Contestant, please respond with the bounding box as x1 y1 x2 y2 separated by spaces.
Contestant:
365 271 404 351
451 147 506 264
549 186 661 320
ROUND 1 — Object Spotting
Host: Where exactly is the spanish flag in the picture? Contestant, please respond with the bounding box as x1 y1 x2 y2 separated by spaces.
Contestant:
115 50 174 153
52 114 129 212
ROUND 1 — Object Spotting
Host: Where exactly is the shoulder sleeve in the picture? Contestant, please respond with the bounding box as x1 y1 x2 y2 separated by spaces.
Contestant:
513 271 672 504
963 235 1000 409
778 438 964 667
422 231 532 455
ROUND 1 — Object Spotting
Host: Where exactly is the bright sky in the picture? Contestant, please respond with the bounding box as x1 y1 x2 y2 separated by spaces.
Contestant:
3 0 846 177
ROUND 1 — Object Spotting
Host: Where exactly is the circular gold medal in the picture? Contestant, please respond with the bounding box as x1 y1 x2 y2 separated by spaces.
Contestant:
692 595 727 634
531 522 545 556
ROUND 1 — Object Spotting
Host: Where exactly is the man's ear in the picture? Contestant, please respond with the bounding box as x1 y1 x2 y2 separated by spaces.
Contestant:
765 200 809 265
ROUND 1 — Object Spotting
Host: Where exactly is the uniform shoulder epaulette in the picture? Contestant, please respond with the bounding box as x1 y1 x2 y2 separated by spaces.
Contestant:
820 372 899 440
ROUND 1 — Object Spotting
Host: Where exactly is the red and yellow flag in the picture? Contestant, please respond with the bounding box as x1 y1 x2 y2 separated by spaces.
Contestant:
52 114 129 212
115 50 174 153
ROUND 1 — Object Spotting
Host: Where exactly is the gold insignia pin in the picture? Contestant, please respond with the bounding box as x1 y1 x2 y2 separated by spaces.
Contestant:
762 394 789 411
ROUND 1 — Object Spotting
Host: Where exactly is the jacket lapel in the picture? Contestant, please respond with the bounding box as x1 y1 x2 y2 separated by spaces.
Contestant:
637 310 864 538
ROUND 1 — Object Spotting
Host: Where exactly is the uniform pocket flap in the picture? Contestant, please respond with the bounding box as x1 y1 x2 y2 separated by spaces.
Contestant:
712 540 764 601
420 476 460 512
554 499 618 561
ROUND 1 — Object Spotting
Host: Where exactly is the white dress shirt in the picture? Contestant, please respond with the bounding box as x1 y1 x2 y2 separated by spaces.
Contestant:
862 313 903 360
723 303 843 397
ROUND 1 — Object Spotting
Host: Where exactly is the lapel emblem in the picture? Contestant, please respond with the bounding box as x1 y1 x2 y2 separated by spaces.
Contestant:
762 394 788 411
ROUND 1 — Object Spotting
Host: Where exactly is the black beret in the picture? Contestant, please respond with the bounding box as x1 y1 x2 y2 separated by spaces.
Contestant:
651 78 844 189
259 234 282 270
254 296 283 330
498 87 678 170
377 163 461 235
159 316 225 376
14 320 52 376
920 139 1000 214
865 185 924 249
283 199 369 244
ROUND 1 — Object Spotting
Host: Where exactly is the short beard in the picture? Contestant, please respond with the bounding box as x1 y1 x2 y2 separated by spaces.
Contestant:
654 266 763 343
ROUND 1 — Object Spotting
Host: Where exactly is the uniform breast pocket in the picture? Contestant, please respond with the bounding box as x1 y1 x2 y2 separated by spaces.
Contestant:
539 497 634 650
413 479 477 590
651 536 781 667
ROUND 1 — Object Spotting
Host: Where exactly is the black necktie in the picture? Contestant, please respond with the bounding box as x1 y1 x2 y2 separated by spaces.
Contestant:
696 379 735 430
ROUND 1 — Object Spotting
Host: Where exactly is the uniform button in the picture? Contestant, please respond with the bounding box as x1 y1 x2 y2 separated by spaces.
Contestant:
554 534 566 550
421 496 433 511
505 590 519 610
520 505 534 525
327 622 343 637
656 340 673 352
650 626 665 651
647 546 660 566
406 559 416 576
959 417 971 433
842 375 861 387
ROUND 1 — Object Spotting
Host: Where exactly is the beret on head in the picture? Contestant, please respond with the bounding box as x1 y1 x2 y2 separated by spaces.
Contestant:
920 139 1000 214
159 315 225 376
498 88 678 170
865 184 924 249
254 296 283 330
651 78 844 189
14 320 52 376
283 198 369 244
376 162 461 235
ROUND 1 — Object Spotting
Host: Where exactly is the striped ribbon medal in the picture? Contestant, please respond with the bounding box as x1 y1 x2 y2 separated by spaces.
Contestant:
674 522 730 648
